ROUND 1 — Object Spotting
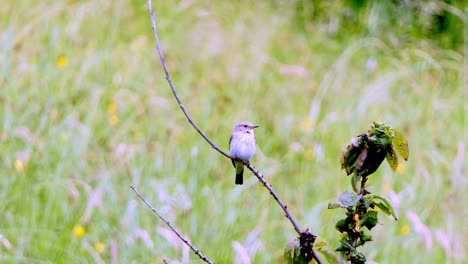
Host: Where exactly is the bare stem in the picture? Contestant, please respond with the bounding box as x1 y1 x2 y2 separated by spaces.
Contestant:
146 1 321 263
245 163 322 264
131 186 214 264
245 162 302 233
147 0 230 160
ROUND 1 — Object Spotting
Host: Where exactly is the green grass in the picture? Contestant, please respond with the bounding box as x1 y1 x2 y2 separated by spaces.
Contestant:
0 0 465 263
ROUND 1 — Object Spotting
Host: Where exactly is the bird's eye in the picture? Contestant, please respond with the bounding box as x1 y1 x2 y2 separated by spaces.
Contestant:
244 125 247 128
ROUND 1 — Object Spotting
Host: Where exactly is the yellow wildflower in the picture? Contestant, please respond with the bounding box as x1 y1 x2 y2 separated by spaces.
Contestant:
401 225 410 235
108 114 119 126
299 118 314 133
304 150 315 160
95 242 105 253
14 160 25 171
56 55 68 68
107 101 117 114
73 225 85 238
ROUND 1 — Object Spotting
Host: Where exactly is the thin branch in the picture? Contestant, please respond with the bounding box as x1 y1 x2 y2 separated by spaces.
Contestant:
130 186 214 264
245 162 302 234
146 1 322 263
247 162 321 263
147 0 230 160
146 0 307 236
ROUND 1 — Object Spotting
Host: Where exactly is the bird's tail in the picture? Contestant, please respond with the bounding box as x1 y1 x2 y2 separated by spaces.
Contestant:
235 162 244 185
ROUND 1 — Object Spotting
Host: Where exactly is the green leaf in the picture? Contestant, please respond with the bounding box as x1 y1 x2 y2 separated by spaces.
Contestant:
338 192 361 208
351 173 361 193
357 197 370 211
359 231 372 244
385 147 399 171
341 135 365 175
360 210 378 230
335 219 348 233
335 238 354 253
355 146 368 176
316 246 341 264
335 242 353 253
368 194 398 220
284 239 307 264
342 122 409 182
356 143 388 178
314 241 328 250
368 121 393 149
392 129 409 161
315 240 342 263
350 251 367 264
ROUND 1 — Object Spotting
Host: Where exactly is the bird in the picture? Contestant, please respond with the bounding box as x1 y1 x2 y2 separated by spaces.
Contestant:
229 121 259 185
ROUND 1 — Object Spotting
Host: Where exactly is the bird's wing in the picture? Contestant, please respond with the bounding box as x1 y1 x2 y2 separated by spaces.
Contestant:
229 135 236 168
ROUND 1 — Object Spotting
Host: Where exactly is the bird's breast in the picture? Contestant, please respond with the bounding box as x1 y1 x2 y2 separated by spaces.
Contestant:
230 137 256 160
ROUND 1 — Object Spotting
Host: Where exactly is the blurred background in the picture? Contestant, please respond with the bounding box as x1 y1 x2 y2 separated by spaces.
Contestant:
0 0 465 263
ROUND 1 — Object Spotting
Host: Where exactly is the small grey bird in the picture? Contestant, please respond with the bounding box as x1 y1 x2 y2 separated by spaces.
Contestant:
229 121 259 185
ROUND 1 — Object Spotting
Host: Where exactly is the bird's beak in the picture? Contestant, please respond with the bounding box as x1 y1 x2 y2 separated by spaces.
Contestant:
253 125 259 129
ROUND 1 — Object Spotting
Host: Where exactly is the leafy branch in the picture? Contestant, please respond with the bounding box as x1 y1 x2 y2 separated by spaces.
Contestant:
329 122 409 263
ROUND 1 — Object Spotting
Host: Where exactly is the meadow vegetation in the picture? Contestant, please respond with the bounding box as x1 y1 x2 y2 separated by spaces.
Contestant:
0 0 465 263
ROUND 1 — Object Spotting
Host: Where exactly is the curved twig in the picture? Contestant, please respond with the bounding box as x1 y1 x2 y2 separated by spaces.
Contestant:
147 0 230 160
131 186 214 264
146 1 321 263
245 162 302 234
246 163 323 264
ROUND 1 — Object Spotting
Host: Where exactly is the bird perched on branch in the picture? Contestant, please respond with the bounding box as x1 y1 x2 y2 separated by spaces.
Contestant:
229 121 259 185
